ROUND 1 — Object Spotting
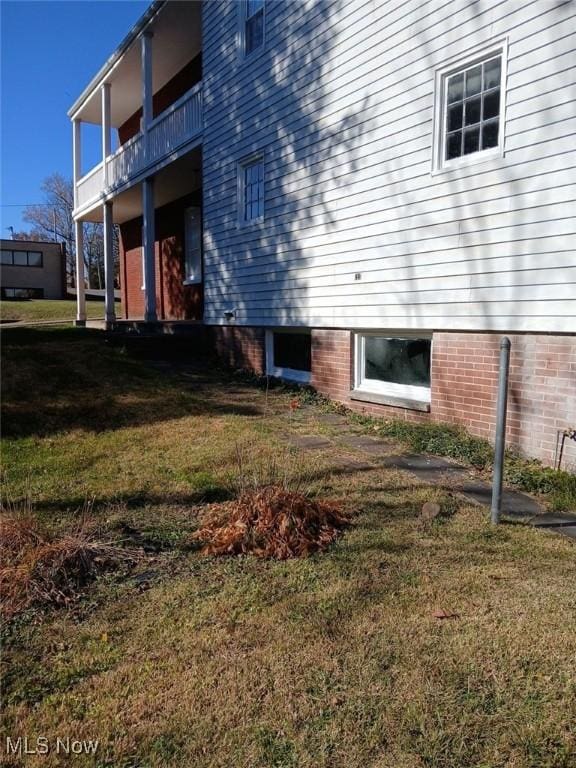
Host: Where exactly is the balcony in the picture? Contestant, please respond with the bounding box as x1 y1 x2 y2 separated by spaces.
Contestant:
75 82 202 214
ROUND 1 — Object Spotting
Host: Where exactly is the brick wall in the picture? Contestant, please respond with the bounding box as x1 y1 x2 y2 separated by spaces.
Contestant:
432 333 576 469
119 193 203 321
214 325 576 469
212 326 266 375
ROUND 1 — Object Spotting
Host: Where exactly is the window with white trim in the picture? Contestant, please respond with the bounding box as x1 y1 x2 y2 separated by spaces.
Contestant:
244 0 265 56
354 333 432 405
266 329 311 384
434 45 506 171
184 207 202 284
239 156 264 223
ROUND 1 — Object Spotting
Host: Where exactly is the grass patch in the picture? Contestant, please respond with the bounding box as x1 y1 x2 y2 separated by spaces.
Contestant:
0 298 119 324
1 328 575 768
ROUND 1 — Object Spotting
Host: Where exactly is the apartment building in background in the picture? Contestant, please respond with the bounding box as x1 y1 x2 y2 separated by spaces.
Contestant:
0 239 67 300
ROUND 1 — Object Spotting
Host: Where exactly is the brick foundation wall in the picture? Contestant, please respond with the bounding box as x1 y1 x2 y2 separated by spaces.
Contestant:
212 326 266 375
213 325 576 469
119 193 203 321
432 333 576 469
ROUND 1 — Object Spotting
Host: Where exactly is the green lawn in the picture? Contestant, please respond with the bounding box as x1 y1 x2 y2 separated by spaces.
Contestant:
0 299 120 324
1 328 575 768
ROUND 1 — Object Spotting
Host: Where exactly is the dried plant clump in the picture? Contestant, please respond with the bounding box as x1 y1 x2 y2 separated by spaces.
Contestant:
191 485 350 559
0 512 134 617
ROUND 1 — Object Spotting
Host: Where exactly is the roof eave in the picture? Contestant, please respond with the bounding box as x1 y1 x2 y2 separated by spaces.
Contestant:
67 0 166 121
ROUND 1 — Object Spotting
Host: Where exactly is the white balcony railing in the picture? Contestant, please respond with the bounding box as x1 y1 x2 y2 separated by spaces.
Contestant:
75 82 202 212
76 162 104 209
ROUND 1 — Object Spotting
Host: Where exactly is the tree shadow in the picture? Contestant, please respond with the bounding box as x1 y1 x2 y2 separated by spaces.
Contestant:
0 327 268 438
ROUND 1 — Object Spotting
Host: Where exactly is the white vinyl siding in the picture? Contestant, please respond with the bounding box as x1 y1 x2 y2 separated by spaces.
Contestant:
202 0 576 333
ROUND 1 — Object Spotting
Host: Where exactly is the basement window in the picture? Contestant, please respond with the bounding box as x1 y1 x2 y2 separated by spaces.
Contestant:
266 329 311 384
353 333 431 410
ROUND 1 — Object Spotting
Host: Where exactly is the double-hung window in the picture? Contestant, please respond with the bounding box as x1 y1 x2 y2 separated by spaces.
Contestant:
244 0 265 56
239 155 264 224
434 44 506 171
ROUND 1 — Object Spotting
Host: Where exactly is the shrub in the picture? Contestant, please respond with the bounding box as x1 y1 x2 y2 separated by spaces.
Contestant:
0 512 135 617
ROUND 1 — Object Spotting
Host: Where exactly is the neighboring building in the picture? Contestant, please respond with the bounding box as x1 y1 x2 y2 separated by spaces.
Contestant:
0 239 66 300
69 0 576 469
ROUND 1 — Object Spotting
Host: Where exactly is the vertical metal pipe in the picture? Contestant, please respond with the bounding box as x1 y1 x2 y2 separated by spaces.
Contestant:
491 337 511 524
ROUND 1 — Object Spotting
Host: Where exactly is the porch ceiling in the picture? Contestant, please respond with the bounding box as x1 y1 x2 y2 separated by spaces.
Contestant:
70 0 202 127
76 147 202 224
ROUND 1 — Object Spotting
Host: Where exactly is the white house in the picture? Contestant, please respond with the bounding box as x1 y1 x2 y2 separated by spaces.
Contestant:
69 0 576 468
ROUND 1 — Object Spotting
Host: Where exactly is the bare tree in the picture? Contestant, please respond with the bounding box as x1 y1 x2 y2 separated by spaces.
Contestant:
22 174 75 279
20 173 119 289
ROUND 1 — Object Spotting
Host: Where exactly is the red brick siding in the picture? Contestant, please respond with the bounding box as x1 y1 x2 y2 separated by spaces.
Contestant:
213 325 576 468
119 193 203 321
432 333 576 468
118 55 202 145
212 326 266 375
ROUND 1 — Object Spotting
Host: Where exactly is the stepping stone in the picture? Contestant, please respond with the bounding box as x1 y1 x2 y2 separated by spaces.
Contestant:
530 512 576 539
338 434 393 455
285 434 333 450
557 526 576 540
459 483 543 517
380 453 466 481
530 512 576 527
316 413 348 426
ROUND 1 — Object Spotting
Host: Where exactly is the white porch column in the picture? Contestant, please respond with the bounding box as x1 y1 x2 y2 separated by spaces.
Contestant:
142 177 157 323
103 201 116 324
74 219 86 324
72 119 81 209
141 31 153 144
101 82 111 186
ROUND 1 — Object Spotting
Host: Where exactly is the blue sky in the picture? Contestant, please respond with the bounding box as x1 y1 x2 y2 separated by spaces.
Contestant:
0 0 149 235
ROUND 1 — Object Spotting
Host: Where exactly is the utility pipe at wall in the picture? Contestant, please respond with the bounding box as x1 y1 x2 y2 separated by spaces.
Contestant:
491 336 511 524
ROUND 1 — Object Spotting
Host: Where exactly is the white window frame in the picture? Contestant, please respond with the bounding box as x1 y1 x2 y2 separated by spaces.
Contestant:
353 331 432 405
432 39 508 174
238 153 265 226
265 329 311 384
239 0 265 60
183 206 202 285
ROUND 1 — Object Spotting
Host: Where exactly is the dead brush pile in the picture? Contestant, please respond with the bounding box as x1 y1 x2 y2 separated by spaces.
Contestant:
0 512 134 618
191 485 350 559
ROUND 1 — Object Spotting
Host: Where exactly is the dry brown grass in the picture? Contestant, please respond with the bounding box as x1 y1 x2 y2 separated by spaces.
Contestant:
192 485 350 558
0 509 134 617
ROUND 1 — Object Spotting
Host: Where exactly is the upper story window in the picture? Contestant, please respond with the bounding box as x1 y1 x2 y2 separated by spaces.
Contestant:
245 0 265 56
1 249 43 267
239 156 264 224
433 43 506 172
184 206 202 284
